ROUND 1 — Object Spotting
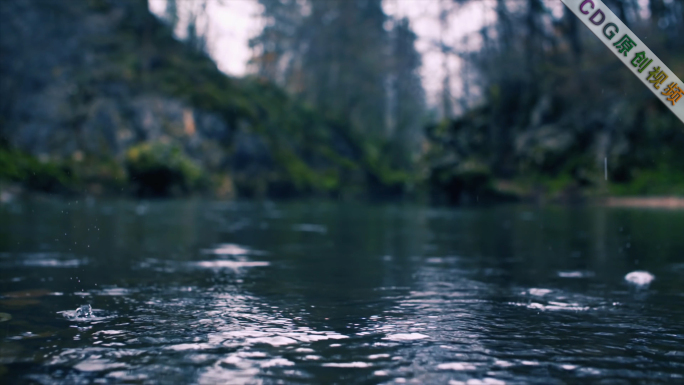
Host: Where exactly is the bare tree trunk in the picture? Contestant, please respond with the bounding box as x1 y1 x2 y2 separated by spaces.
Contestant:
439 0 452 119
649 0 666 20
564 2 582 58
496 0 512 50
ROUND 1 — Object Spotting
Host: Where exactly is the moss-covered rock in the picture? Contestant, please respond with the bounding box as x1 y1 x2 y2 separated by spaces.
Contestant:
125 142 206 197
0 0 412 199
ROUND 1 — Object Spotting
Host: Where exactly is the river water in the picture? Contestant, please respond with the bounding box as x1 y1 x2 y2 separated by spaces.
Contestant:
1 198 683 384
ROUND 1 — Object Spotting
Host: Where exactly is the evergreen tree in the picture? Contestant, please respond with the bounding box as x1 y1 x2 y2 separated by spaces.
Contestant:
389 17 425 168
248 0 304 84
251 0 425 159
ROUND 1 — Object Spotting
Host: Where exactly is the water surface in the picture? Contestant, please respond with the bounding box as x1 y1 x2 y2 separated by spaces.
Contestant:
1 198 684 384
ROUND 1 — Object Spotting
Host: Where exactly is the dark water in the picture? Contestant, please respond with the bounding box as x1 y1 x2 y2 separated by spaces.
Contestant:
1 198 684 384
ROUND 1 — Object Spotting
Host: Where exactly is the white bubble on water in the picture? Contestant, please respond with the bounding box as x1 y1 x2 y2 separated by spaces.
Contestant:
625 271 655 287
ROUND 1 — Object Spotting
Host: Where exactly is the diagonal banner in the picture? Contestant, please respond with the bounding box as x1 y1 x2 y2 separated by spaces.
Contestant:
560 0 684 125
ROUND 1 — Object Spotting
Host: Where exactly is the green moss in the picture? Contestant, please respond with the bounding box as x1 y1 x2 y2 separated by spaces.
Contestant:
6 1 414 199
428 160 498 202
125 142 207 197
72 155 127 192
608 168 684 196
0 148 76 192
509 173 578 198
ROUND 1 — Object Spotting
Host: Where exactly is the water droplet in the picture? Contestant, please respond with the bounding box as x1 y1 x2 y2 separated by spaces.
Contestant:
74 304 92 318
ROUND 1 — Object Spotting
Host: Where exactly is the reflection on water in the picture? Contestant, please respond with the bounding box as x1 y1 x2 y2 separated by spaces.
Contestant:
1 198 684 383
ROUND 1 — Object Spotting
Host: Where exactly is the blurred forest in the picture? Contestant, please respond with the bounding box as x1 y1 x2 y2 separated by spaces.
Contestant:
1 0 683 202
426 0 684 203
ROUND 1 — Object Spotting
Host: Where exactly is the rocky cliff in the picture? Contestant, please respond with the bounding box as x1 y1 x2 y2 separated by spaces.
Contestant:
0 0 384 198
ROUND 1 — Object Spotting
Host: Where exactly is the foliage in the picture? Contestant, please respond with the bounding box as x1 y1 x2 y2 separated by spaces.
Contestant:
0 148 75 193
425 0 684 202
125 142 205 197
607 168 684 196
119 0 414 198
250 0 426 175
8 0 682 202
1 0 423 199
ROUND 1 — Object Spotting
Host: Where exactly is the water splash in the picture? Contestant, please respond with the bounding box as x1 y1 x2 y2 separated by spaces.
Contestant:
74 304 92 318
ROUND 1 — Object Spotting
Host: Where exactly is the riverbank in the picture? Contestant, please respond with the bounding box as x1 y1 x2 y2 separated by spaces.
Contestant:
4 177 684 211
602 197 684 209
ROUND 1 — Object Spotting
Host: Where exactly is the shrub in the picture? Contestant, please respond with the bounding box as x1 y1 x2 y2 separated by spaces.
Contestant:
0 148 75 192
125 142 205 197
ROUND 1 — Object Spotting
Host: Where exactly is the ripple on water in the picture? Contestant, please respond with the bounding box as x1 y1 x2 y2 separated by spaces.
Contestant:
437 362 478 371
194 244 269 270
259 358 295 368
165 343 215 351
193 260 270 269
513 286 608 312
368 353 390 360
0 252 87 268
95 287 131 296
322 362 372 368
202 327 349 350
292 224 327 233
511 301 591 312
73 358 126 372
250 336 298 346
449 379 505 385
201 244 254 256
557 270 594 278
527 288 552 296
383 333 429 341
